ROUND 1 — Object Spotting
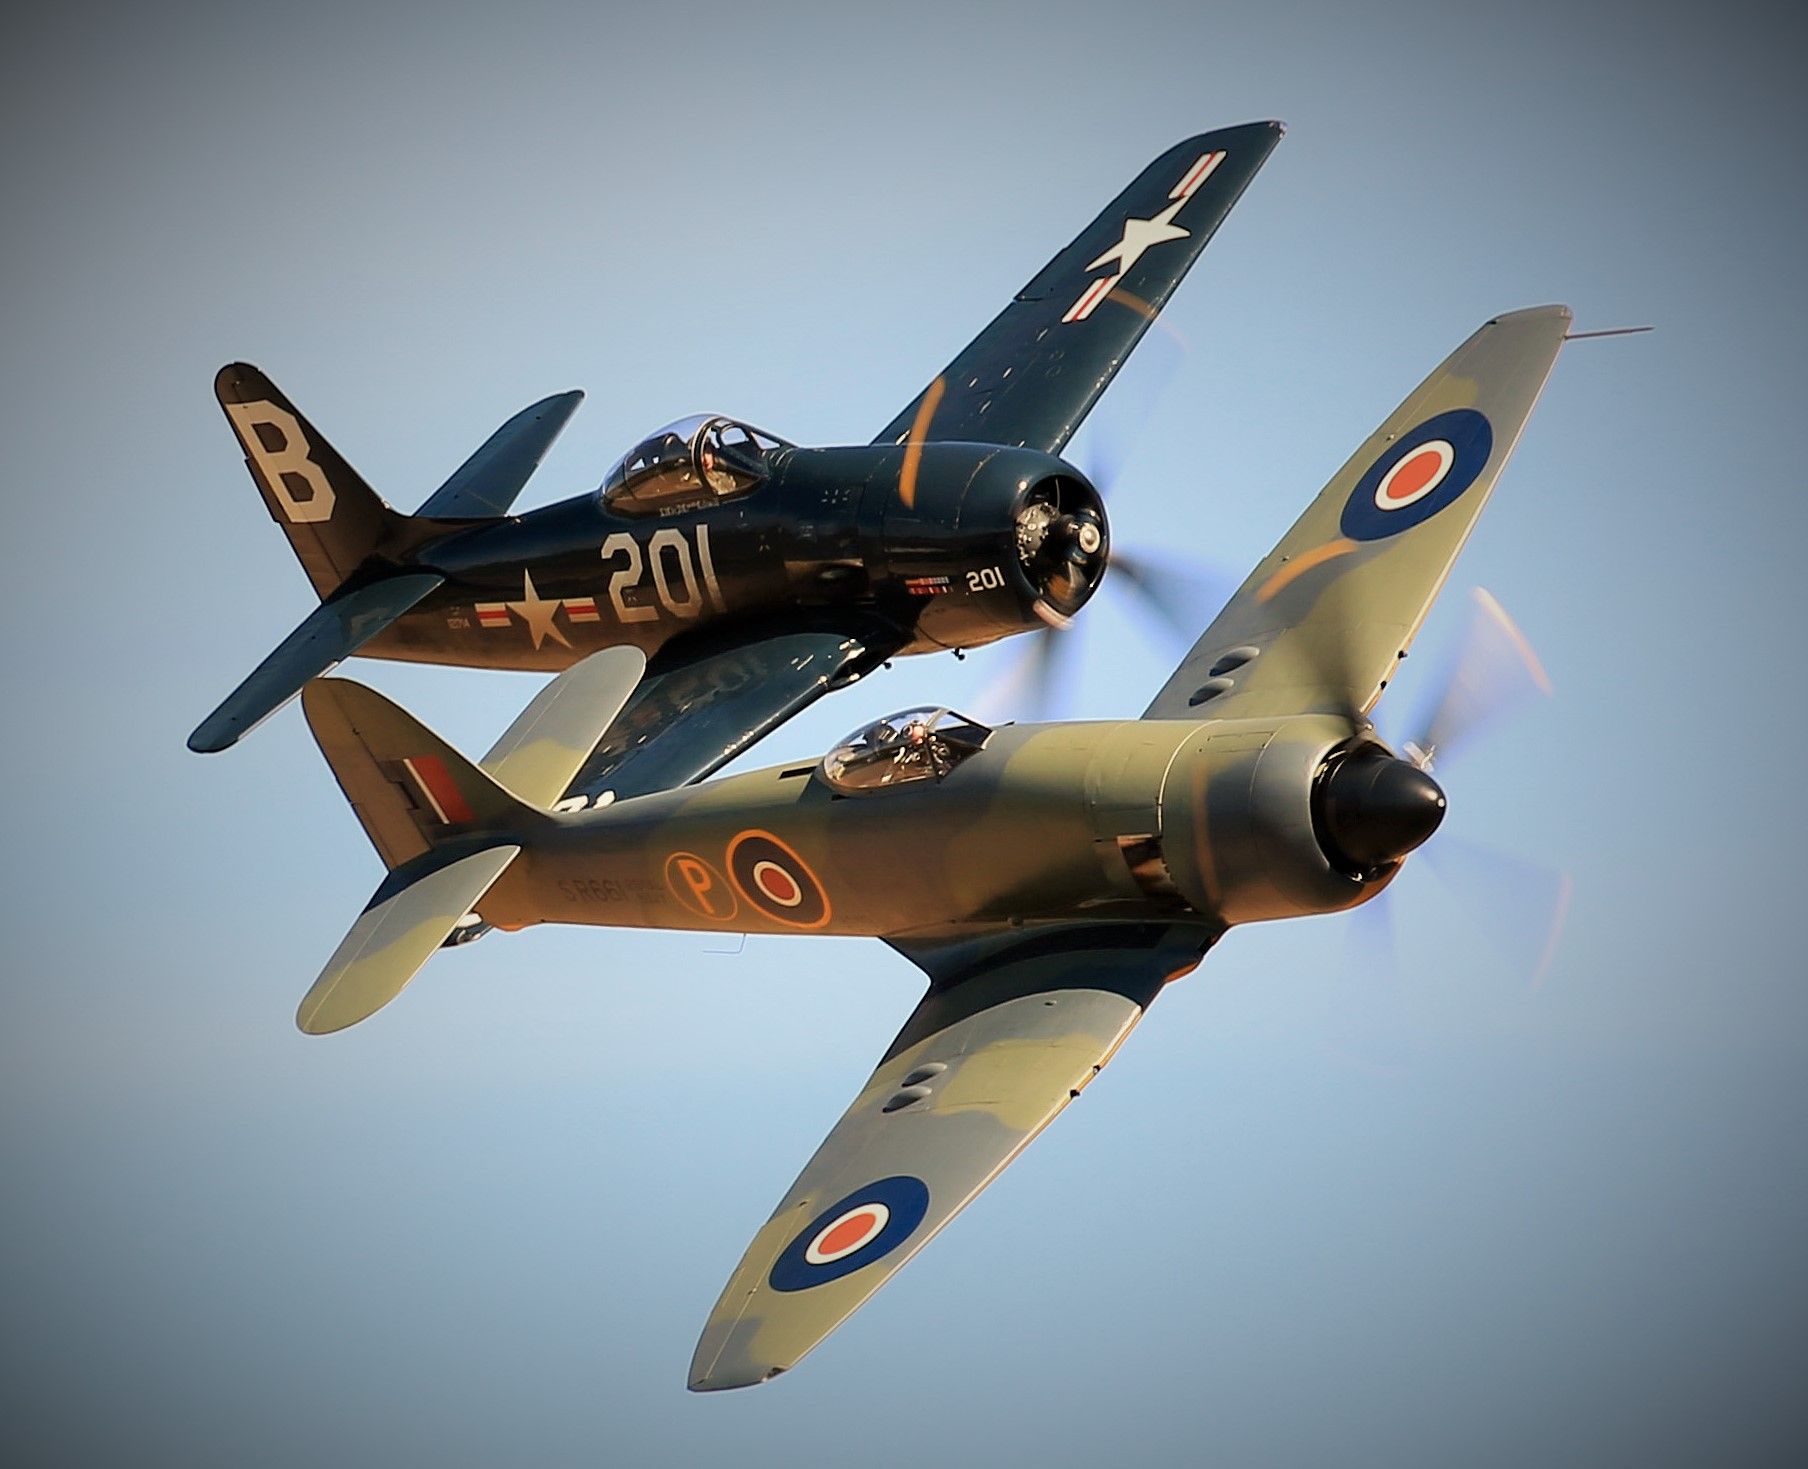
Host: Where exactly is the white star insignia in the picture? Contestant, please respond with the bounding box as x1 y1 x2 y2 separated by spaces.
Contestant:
1085 198 1190 277
507 569 571 650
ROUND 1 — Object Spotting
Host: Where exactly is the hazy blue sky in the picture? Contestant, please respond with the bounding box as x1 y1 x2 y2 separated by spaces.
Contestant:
4 2 1805 1465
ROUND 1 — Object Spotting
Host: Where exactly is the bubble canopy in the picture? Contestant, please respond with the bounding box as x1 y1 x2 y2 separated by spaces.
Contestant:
820 707 993 793
600 415 790 515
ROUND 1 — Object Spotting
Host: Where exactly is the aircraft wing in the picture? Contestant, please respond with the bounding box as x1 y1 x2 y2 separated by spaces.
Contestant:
872 121 1284 456
559 628 882 806
688 920 1217 1391
189 571 445 753
1142 306 1572 723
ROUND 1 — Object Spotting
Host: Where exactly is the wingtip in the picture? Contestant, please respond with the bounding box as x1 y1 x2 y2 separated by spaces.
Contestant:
295 981 387 1036
1486 303 1573 327
186 721 232 754
294 1008 340 1037
687 1365 785 1393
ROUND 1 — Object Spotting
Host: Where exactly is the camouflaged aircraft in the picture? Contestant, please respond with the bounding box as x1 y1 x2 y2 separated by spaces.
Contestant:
190 123 1284 820
289 304 1571 1388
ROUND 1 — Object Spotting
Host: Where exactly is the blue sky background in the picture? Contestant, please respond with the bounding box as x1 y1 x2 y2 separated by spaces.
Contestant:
4 2 1805 1464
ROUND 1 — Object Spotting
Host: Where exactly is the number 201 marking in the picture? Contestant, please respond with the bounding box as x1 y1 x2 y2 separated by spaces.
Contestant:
601 526 727 623
967 565 1005 592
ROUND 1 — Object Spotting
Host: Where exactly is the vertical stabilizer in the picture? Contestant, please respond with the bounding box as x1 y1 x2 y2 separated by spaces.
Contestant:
215 363 405 597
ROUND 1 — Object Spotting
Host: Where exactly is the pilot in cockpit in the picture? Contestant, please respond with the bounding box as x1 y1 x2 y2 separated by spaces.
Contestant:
601 415 791 516
699 443 738 496
820 708 991 792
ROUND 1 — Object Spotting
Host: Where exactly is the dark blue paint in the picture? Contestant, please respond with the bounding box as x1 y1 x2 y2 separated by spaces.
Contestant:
1340 408 1493 542
769 1175 932 1292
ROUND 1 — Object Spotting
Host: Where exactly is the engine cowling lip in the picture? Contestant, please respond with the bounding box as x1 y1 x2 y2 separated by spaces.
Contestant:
1010 469 1110 620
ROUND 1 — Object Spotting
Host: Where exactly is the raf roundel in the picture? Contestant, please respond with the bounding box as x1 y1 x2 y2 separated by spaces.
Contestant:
769 1176 932 1292
1374 440 1455 510
805 1203 891 1264
727 830 831 928
1340 408 1494 542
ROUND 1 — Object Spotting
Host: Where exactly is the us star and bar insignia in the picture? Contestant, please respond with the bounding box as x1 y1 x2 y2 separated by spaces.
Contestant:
1061 148 1227 324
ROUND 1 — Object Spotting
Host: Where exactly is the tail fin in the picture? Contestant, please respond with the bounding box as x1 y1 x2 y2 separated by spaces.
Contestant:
199 369 583 751
302 677 540 871
294 647 647 1033
215 363 406 598
303 645 648 870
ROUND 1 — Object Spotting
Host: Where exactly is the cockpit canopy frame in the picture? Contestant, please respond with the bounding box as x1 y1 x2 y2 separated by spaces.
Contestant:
819 707 993 794
600 414 790 516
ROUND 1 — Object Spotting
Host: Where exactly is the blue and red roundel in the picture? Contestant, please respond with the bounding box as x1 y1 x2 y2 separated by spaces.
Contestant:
768 1176 931 1292
1340 408 1494 542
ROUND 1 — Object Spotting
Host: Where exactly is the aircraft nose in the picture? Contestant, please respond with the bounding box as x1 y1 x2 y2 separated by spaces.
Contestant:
1314 750 1448 872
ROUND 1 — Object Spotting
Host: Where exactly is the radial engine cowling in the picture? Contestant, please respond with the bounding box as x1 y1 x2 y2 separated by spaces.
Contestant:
1159 717 1444 926
1009 470 1108 622
870 444 1108 647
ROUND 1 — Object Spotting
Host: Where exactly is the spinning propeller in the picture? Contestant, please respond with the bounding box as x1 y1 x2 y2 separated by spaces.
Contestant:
1341 587 1570 988
985 318 1237 717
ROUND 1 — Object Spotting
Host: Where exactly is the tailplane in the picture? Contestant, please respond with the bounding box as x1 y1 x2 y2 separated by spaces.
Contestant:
194 368 584 753
294 646 646 1033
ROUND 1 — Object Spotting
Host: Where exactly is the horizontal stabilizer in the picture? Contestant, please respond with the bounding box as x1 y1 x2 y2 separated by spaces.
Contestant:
297 845 521 1034
297 647 649 1028
480 645 647 804
188 572 444 753
417 390 585 519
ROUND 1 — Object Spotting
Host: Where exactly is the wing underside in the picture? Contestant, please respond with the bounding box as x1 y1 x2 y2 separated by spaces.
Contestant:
688 921 1216 1391
558 628 879 806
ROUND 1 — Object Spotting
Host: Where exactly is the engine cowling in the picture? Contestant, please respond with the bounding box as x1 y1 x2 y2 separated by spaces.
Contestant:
1159 717 1443 925
866 443 1109 649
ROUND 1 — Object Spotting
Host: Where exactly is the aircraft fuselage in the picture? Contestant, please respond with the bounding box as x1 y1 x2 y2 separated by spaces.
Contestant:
476 713 1399 941
365 442 1106 676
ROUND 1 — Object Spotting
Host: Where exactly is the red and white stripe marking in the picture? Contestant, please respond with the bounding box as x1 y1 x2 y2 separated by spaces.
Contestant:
804 1203 891 1265
476 603 511 628
1062 148 1228 323
1062 271 1120 323
1170 149 1226 200
564 596 600 623
403 755 475 824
